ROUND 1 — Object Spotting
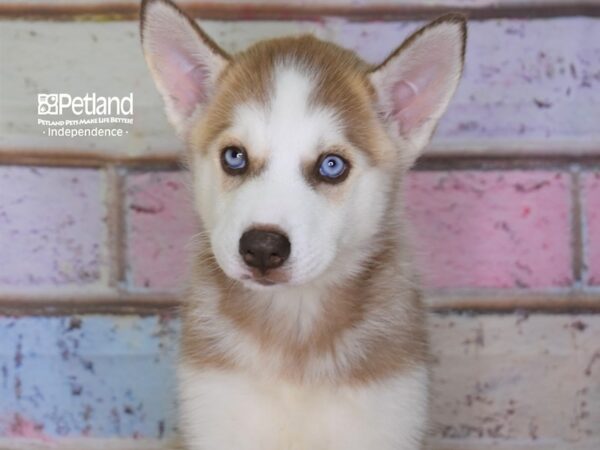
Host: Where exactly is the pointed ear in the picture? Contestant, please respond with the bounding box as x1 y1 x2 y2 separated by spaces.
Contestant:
140 0 229 136
369 15 466 162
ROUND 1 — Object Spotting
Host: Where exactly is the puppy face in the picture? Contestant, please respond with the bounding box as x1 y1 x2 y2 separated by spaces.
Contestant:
193 67 391 288
141 0 466 290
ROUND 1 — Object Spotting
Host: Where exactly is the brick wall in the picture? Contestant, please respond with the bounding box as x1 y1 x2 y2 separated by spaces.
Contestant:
0 1 599 449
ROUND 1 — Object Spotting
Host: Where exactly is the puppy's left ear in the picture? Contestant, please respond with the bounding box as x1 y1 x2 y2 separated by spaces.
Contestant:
369 15 466 164
140 0 229 137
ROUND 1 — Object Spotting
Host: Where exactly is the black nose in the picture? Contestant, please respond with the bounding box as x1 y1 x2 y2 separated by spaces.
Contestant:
239 228 291 273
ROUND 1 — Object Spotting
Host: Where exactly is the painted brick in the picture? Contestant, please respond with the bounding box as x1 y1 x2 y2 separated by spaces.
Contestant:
407 171 572 289
0 0 581 13
1 18 599 157
125 172 197 290
124 170 573 291
429 314 600 448
0 167 107 287
0 438 167 450
582 172 600 286
0 315 179 439
0 314 598 448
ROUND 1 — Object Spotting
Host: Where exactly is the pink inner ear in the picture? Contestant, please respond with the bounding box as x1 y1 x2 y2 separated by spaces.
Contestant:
156 44 209 118
391 64 445 135
391 80 419 115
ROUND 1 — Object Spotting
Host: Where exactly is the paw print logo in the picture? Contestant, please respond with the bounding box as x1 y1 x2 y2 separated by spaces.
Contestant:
38 94 58 115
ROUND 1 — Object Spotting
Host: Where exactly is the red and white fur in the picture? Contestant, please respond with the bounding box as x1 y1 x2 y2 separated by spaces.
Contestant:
140 1 466 448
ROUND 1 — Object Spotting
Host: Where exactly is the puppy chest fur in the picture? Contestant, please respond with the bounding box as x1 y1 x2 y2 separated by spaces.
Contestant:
178 366 428 450
141 1 466 448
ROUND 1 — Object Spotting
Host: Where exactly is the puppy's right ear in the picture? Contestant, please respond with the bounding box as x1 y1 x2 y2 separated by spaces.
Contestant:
141 0 229 136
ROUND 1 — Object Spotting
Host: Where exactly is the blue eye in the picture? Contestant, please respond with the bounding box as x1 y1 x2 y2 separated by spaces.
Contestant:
221 146 248 174
318 154 348 181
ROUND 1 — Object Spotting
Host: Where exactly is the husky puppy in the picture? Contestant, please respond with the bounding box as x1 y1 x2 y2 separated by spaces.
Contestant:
140 1 466 448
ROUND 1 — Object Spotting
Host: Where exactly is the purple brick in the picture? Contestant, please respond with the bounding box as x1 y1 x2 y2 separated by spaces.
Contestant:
335 18 600 147
4 19 600 159
0 167 106 286
0 314 179 439
582 172 600 286
126 172 197 290
407 171 573 289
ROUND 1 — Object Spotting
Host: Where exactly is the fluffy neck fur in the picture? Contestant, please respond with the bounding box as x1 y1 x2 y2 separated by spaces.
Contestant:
181 187 428 385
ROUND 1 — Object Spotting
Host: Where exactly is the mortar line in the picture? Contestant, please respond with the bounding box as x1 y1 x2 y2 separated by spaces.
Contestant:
1 289 600 316
3 152 600 171
0 2 599 22
105 165 127 289
570 166 584 286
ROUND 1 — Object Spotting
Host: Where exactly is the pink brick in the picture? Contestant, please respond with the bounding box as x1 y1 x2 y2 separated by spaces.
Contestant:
0 167 106 286
407 171 572 289
582 172 600 286
126 170 574 291
126 172 197 290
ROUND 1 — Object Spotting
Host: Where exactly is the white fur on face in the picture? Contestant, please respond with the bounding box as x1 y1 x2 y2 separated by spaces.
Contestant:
193 66 391 289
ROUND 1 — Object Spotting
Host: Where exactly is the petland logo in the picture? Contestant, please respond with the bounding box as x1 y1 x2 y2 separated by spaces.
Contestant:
37 92 134 137
38 93 133 116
